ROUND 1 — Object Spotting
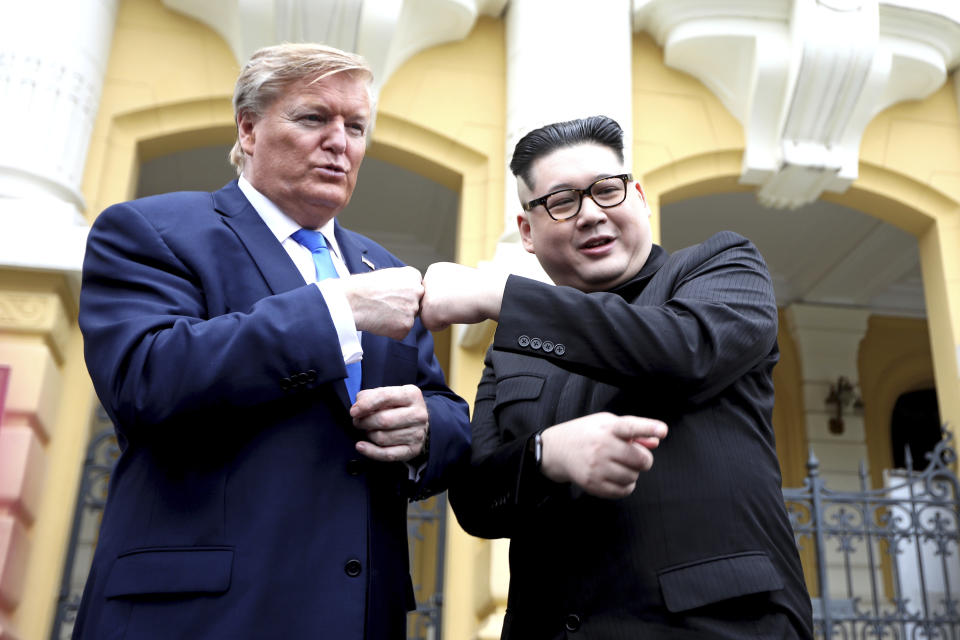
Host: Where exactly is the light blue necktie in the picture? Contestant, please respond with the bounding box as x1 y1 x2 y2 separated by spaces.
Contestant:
291 228 362 403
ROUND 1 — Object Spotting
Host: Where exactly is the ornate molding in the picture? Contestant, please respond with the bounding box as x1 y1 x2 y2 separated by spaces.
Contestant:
0 291 71 364
634 0 960 209
0 54 100 208
0 0 117 210
163 0 508 97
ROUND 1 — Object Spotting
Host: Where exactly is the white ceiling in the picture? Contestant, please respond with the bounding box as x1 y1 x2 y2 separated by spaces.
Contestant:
661 193 924 317
138 145 925 319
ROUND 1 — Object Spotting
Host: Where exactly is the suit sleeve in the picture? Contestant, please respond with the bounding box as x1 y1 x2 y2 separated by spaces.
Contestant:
493 232 778 405
81 202 374 438
406 318 471 500
448 349 561 538
447 355 522 538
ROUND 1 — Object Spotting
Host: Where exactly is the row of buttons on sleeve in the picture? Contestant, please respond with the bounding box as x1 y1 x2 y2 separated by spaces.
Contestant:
517 335 566 356
280 369 318 390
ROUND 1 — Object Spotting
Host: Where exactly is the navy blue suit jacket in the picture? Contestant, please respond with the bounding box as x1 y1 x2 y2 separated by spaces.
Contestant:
74 181 470 639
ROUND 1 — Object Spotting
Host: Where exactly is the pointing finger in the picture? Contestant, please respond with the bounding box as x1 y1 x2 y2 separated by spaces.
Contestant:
612 416 667 442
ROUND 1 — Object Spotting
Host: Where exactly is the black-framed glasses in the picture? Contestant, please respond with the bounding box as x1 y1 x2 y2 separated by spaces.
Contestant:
522 173 633 221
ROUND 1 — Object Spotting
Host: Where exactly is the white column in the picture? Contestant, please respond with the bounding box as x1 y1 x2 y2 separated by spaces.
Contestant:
0 0 118 276
786 304 871 481
786 303 875 601
460 0 634 346
503 0 633 233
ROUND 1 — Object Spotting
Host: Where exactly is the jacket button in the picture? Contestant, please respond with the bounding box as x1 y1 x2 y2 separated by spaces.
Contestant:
306 369 317 381
542 341 554 353
344 559 362 577
554 343 566 356
280 377 292 390
530 337 542 350
518 335 530 347
564 613 581 632
346 459 363 476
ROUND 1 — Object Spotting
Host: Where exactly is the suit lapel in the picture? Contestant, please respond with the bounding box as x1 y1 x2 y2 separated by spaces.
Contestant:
214 182 305 295
215 183 372 409
334 223 374 276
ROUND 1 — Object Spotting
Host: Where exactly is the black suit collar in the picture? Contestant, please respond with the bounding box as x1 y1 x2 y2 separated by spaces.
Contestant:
610 244 667 299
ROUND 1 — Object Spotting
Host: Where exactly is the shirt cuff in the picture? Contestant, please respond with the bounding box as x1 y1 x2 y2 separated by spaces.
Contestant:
406 459 427 482
314 280 363 365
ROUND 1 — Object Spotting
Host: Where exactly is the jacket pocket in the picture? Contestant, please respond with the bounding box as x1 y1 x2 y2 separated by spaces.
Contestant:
493 374 545 408
104 546 234 598
657 551 783 612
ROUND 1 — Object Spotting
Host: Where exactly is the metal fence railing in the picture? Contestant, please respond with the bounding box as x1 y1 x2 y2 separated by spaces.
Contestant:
783 430 960 639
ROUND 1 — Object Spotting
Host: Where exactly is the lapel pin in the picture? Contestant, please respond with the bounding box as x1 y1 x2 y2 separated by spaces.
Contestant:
361 256 376 270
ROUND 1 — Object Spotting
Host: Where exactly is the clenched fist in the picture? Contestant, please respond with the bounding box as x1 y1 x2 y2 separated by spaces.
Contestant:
337 266 423 340
420 262 508 331
351 385 429 463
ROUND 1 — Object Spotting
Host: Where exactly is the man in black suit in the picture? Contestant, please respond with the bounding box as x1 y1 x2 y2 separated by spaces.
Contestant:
421 115 813 639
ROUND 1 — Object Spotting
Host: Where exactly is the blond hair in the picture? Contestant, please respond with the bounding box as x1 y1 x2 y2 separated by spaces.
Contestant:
229 43 373 174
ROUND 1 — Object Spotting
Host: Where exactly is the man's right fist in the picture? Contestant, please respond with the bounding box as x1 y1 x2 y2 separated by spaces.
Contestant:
339 266 424 340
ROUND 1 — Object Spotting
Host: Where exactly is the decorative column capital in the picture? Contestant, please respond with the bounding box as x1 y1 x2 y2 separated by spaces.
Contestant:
634 0 960 208
0 289 72 365
0 0 115 274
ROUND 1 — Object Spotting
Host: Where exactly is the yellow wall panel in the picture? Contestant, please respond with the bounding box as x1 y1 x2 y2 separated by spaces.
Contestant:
858 315 935 488
631 33 745 180
860 83 960 203
82 0 238 220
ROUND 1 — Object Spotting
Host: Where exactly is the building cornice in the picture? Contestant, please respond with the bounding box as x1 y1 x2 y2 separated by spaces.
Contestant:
634 0 960 208
163 0 507 97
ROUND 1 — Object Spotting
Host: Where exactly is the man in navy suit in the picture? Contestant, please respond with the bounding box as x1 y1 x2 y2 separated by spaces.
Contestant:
421 116 813 638
74 43 470 639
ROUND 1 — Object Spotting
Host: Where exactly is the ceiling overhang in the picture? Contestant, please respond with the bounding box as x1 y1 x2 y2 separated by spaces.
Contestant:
162 0 507 97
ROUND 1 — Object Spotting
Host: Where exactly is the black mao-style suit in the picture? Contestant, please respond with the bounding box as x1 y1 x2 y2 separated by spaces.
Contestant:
449 231 813 639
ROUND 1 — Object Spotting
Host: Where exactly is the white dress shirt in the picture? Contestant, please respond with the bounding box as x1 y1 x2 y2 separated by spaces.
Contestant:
238 176 363 367
238 178 426 479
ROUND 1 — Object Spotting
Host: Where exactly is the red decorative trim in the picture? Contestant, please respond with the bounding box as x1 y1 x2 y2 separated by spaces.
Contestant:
0 366 8 428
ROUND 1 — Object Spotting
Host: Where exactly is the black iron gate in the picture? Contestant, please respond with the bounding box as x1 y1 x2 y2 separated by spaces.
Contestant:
783 430 960 639
51 407 117 639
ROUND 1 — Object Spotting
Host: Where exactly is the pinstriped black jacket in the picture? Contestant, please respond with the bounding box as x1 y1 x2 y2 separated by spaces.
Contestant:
449 231 813 640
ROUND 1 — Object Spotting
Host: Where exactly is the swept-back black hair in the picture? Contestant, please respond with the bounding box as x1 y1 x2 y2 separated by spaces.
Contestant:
509 115 624 189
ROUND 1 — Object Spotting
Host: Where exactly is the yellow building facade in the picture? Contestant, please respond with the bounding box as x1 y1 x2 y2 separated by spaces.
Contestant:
1 1 959 639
